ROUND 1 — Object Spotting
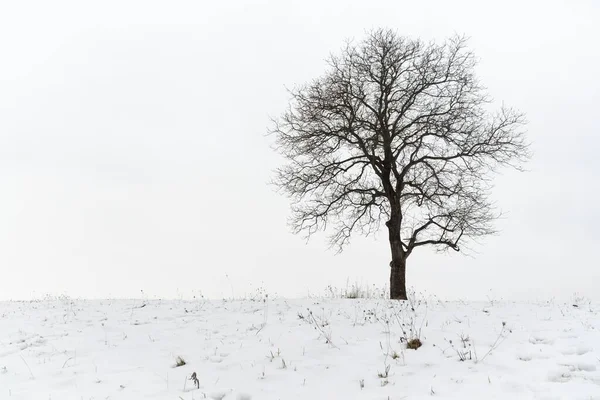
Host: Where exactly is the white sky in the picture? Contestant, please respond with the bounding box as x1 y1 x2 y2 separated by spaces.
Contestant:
1 0 598 301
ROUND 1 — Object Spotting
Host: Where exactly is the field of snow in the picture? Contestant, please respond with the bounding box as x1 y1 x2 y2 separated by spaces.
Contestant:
1 293 599 399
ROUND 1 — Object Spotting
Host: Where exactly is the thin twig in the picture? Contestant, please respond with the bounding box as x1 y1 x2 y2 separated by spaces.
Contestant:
62 357 74 369
20 356 34 379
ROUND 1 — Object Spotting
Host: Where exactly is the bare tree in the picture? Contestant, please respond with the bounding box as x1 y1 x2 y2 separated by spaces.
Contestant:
271 29 529 300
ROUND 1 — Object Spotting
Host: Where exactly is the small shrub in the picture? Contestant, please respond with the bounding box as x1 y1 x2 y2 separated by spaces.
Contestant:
377 364 390 379
343 283 363 299
407 338 422 350
174 356 186 367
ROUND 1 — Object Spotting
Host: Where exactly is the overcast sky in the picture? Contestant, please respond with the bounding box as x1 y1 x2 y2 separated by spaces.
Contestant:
0 0 598 301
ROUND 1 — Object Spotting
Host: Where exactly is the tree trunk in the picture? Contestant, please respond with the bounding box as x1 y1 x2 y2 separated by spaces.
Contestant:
389 252 407 300
387 210 407 300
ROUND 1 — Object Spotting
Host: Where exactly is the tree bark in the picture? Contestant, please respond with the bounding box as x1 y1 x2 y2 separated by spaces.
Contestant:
389 250 407 300
387 210 408 300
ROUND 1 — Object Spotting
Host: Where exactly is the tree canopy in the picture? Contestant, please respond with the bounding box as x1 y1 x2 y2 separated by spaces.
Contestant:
272 29 529 299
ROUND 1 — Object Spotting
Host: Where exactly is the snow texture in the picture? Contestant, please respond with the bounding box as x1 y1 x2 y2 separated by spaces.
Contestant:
1 295 599 399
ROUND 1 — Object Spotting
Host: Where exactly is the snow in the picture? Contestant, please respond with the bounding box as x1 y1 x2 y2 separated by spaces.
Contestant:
1 294 599 399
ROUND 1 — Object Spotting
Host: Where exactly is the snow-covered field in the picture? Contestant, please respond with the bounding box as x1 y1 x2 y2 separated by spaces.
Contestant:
1 293 599 399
